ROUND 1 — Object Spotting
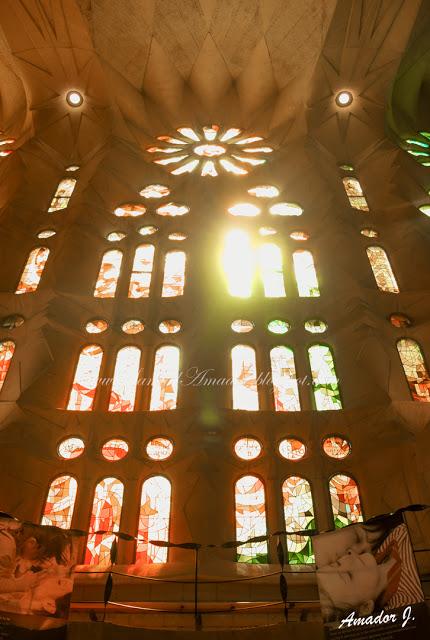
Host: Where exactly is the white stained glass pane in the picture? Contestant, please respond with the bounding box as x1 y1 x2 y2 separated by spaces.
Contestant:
366 246 399 293
48 178 77 212
137 476 171 563
67 345 103 411
270 346 300 411
150 346 180 411
222 230 254 298
235 475 268 563
308 345 342 411
161 251 186 297
293 250 320 297
15 247 50 294
258 243 286 297
108 346 141 412
128 245 155 298
94 250 123 298
231 345 259 410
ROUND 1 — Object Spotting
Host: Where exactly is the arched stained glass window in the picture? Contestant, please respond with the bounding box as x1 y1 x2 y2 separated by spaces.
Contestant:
128 244 155 298
222 230 254 297
48 178 77 212
85 477 124 565
108 346 141 412
293 250 320 297
15 247 50 294
308 344 342 411
231 345 259 410
342 177 369 211
0 340 15 392
235 476 268 563
94 250 123 298
41 475 77 529
282 476 315 564
136 476 171 563
67 345 103 411
329 474 363 528
257 243 286 297
150 345 180 411
366 246 399 293
270 346 300 411
397 338 430 402
161 251 186 297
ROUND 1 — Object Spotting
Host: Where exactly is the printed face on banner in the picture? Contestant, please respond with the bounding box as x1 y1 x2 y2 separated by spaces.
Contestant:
314 513 426 637
0 518 77 634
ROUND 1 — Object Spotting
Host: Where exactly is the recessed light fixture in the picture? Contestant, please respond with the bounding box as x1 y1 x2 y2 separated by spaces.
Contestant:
66 90 83 107
335 91 353 107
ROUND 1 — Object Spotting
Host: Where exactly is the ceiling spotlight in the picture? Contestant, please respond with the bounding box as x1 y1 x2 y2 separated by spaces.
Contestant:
335 91 353 107
66 90 83 107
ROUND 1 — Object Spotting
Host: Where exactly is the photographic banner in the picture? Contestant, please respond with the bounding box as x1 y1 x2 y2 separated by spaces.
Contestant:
314 512 428 639
0 517 77 639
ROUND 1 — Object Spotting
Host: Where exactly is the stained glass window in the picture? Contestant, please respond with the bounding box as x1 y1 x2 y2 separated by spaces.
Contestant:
128 244 155 298
267 320 290 334
0 340 15 391
258 243 286 297
37 229 56 239
304 319 327 334
158 320 181 334
101 439 129 461
278 438 306 460
235 475 268 563
58 437 85 459
150 345 180 411
269 202 303 216
15 247 50 294
122 320 144 334
329 474 363 528
308 344 342 411
41 475 77 529
366 246 399 293
231 320 254 333
293 250 320 297
136 476 171 563
259 226 277 236
107 232 126 242
290 231 309 241
85 477 124 565
234 437 262 460
139 184 170 198
222 230 254 298
156 203 189 217
360 228 378 238
342 177 369 211
161 251 186 297
146 437 174 460
67 345 103 411
231 345 259 410
282 476 315 564
228 203 261 217
114 204 146 217
397 338 430 402
94 250 123 298
248 185 279 198
108 346 141 412
168 232 187 241
322 436 351 459
390 313 412 328
48 178 77 212
85 319 108 334
139 225 158 236
270 346 300 411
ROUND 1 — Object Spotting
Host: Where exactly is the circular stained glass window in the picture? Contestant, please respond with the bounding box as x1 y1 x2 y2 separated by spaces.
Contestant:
159 320 181 334
101 439 129 461
360 228 378 238
269 202 302 216
278 438 306 461
114 204 146 217
122 319 144 334
290 231 309 241
146 437 174 460
248 185 279 198
234 437 262 460
106 231 126 242
58 437 85 459
139 184 170 199
322 436 351 459
168 232 187 241
85 319 108 334
231 319 254 333
389 313 412 328
156 203 189 217
268 319 290 334
138 225 158 236
258 226 277 236
37 229 56 239
304 319 327 334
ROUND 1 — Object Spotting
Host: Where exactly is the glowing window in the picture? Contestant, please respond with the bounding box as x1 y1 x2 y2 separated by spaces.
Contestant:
58 437 85 459
290 231 309 241
168 232 187 241
161 251 186 297
107 232 126 242
122 320 144 334
270 346 300 412
270 202 302 216
228 203 260 217
108 346 141 412
37 229 56 239
137 476 171 563
231 320 254 333
85 477 124 565
94 250 122 298
390 313 412 328
304 319 327 334
156 203 189 217
139 225 158 237
114 204 146 217
397 338 430 402
268 319 290 334
234 437 262 460
329 474 363 528
150 345 180 411
235 475 268 563
85 319 108 334
360 228 378 238
222 230 254 298
282 476 315 564
293 250 320 297
323 436 351 459
146 437 174 460
48 178 77 212
366 246 399 293
259 227 277 236
258 243 286 298
158 320 181 334
15 247 50 294
231 345 259 410
308 345 342 411
41 475 77 529
101 439 129 461
278 438 306 460
128 244 155 298
342 177 369 211
139 184 170 198
248 185 279 198
0 340 15 391
67 345 103 411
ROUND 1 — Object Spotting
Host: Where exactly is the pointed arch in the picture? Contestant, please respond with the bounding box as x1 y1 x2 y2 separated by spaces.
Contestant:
292 250 320 297
149 345 180 410
85 477 124 565
329 474 363 528
235 475 268 563
270 346 300 411
231 345 259 410
161 250 186 297
282 476 315 564
41 475 77 529
136 476 171 563
308 344 342 410
94 249 123 298
67 345 103 411
108 346 141 412
15 247 50 294
257 242 286 297
397 338 430 402
128 244 155 298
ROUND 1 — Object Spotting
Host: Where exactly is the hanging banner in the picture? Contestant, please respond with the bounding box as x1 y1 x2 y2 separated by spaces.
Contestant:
0 518 77 639
314 512 428 639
